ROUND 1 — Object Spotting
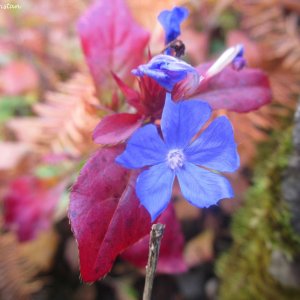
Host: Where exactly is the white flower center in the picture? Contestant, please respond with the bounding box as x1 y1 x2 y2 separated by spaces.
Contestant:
167 149 185 170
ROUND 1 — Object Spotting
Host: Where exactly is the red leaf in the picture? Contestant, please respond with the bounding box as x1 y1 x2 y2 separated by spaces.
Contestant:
138 76 166 118
93 113 143 145
69 147 151 282
180 64 272 112
114 73 167 118
4 176 65 242
112 73 143 113
0 61 39 95
78 0 150 89
121 204 187 274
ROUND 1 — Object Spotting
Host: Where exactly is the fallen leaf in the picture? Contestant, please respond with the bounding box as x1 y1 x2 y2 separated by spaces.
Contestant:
0 61 39 95
184 230 214 268
4 176 66 242
20 230 59 272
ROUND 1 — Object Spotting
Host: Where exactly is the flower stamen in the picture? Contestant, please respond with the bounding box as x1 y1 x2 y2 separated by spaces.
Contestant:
167 149 185 169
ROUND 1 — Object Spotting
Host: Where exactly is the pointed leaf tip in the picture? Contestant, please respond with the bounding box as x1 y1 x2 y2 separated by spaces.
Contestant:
78 0 150 89
93 113 143 145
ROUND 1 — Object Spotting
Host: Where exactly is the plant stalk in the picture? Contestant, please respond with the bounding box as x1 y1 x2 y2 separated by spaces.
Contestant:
142 223 165 300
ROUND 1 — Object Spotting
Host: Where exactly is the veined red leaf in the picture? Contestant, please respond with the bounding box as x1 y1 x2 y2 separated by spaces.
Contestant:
69 147 151 282
78 0 150 89
121 204 187 274
180 64 272 113
93 113 143 145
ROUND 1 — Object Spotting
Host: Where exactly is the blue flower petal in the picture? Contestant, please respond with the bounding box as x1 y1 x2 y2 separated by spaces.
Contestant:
136 163 175 221
232 44 246 71
161 93 212 149
177 162 233 207
116 124 167 169
132 54 197 92
158 7 189 44
185 116 239 172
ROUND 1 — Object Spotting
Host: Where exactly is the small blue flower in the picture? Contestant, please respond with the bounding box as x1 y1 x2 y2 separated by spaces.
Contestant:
132 54 198 92
116 93 240 221
158 7 189 44
231 45 246 71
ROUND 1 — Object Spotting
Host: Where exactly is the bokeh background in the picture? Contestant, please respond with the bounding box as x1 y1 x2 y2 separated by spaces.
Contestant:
0 0 300 299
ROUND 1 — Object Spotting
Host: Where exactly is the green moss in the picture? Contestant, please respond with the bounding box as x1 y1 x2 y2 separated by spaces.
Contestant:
217 127 300 300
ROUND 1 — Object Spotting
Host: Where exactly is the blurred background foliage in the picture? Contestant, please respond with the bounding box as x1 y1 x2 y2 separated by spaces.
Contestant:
0 0 300 299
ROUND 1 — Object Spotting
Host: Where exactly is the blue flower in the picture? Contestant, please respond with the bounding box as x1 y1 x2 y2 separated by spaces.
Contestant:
116 93 240 221
158 7 189 44
132 54 198 92
231 45 246 71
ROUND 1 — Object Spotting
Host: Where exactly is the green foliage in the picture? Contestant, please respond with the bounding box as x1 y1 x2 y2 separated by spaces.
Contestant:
217 127 300 300
34 164 64 179
219 10 238 32
0 95 33 123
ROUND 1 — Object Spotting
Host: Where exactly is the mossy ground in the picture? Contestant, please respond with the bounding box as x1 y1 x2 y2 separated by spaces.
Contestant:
217 125 300 300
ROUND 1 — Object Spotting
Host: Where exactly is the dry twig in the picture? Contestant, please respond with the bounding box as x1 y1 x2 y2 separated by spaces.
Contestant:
143 223 165 300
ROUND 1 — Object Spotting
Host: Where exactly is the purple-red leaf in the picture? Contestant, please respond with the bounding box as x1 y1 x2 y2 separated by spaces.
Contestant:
121 204 187 273
138 76 166 118
4 176 65 242
114 73 167 118
93 113 143 145
69 147 151 282
174 64 272 112
112 73 143 113
78 0 150 89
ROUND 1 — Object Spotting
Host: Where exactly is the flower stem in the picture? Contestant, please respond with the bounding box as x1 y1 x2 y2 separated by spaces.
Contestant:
142 223 165 300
